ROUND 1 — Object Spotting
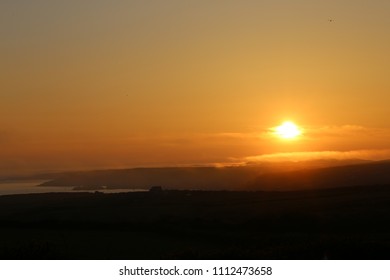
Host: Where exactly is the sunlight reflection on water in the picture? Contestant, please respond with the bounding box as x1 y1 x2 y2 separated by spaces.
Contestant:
0 181 146 196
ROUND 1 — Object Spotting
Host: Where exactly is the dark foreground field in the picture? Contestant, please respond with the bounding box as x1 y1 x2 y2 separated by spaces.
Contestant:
1 185 390 259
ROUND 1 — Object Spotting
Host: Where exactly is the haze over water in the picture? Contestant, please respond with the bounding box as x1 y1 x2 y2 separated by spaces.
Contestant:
0 181 143 196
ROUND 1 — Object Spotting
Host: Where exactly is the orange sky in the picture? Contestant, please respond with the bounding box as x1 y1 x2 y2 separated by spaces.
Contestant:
1 1 390 175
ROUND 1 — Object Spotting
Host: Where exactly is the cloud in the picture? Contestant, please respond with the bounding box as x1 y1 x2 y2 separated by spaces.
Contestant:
124 127 390 165
259 124 390 140
259 124 364 143
240 149 390 163
303 125 388 139
2 124 390 175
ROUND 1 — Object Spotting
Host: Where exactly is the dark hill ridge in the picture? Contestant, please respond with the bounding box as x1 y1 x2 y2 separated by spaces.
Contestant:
248 160 390 191
39 166 262 190
37 159 375 191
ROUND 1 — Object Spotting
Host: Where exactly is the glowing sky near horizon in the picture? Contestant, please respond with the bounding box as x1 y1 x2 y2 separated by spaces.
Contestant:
1 1 390 175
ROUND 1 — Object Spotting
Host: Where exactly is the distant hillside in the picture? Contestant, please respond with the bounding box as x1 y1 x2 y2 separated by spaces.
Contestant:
39 166 261 190
248 160 390 191
37 159 371 190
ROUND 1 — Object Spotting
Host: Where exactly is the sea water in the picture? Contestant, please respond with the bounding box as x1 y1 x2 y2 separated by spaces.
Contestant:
0 180 145 196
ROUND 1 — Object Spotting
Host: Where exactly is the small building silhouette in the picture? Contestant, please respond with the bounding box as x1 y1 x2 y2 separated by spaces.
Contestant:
149 186 163 193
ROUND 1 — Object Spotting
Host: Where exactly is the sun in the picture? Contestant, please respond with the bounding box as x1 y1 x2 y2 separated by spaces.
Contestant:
273 121 302 140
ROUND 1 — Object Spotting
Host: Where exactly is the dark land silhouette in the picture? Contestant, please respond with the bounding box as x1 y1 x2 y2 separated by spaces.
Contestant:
37 159 373 191
1 160 390 259
248 160 390 190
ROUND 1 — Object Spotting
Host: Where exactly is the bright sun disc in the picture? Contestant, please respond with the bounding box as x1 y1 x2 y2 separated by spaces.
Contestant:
273 121 302 139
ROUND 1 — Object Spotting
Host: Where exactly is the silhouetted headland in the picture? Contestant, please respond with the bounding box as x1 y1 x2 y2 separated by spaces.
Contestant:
37 160 390 191
35 161 380 191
